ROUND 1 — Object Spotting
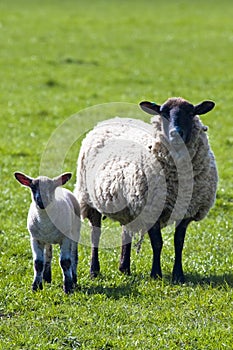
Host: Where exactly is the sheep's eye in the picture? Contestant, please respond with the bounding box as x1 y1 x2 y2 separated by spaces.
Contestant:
161 112 170 120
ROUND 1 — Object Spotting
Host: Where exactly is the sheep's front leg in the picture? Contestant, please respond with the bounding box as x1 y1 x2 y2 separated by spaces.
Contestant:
172 218 192 284
60 239 73 294
148 222 163 279
88 208 101 278
71 241 78 286
119 228 132 275
43 244 52 283
31 238 45 291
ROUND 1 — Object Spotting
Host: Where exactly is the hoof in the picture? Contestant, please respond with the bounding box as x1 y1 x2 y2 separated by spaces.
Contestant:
150 271 162 280
32 282 43 291
90 270 100 278
172 274 185 284
119 266 131 275
63 281 73 294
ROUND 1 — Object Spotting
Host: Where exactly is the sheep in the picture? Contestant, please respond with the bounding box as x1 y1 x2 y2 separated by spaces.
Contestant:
14 172 80 293
74 97 218 283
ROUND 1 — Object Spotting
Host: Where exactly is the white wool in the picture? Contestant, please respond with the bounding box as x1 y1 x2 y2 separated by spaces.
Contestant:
28 188 80 243
75 115 217 233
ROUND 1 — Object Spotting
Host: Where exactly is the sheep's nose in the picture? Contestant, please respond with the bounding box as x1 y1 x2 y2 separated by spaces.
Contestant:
170 129 178 138
169 128 184 145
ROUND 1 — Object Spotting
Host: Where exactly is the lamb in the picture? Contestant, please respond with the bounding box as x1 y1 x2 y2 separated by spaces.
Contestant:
15 172 80 293
74 97 218 283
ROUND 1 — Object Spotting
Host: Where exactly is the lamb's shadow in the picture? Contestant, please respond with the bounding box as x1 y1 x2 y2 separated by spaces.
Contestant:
79 272 233 298
79 281 140 299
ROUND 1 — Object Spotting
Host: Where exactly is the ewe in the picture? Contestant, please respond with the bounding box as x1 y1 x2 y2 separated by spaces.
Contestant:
75 97 218 283
15 172 80 293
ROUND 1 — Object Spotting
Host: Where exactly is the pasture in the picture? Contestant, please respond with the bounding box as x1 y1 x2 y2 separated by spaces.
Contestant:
0 0 233 349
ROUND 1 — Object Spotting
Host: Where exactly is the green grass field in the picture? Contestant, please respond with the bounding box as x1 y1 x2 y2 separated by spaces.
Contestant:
0 0 233 349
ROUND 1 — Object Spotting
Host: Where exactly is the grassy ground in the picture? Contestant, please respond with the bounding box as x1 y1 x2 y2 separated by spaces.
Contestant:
0 0 233 349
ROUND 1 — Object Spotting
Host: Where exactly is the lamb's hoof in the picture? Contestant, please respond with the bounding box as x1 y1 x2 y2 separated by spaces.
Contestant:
90 262 100 278
43 272 52 283
32 282 43 291
63 282 73 294
119 265 131 275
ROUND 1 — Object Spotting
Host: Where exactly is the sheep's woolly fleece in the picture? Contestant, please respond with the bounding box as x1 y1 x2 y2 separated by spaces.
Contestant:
75 116 218 234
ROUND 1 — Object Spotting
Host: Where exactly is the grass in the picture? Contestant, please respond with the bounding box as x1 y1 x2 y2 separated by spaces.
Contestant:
0 0 233 349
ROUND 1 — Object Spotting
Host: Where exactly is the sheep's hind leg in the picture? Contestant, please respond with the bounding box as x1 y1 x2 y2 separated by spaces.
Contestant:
88 208 102 278
172 218 192 284
71 242 78 286
148 222 163 279
43 244 52 283
119 228 132 275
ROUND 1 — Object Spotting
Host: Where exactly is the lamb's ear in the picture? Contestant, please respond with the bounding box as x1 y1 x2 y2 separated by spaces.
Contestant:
54 172 72 187
194 101 215 115
139 101 161 115
14 172 32 187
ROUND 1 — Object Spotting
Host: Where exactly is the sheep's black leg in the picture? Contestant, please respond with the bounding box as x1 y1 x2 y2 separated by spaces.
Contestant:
172 218 192 284
119 228 132 275
148 222 163 279
43 244 52 283
88 208 102 278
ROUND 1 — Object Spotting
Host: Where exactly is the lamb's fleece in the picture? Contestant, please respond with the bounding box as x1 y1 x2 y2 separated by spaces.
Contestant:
28 186 80 243
75 115 217 233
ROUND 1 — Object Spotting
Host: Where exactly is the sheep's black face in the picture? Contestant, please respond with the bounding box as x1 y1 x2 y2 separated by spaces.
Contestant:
140 97 215 148
160 99 194 146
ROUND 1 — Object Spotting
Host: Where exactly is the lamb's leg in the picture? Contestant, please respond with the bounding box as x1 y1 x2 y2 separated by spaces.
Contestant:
172 218 192 284
43 244 52 283
119 228 132 275
60 239 73 294
148 222 163 279
87 208 101 278
71 241 78 286
31 238 45 291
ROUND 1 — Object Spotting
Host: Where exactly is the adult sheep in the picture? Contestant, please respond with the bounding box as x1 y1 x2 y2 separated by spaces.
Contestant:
75 97 218 283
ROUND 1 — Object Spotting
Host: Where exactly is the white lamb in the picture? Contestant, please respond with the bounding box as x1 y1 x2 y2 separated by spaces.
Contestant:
75 97 218 283
15 172 80 293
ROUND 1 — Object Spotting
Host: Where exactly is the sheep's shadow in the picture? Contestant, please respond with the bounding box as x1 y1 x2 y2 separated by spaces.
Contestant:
78 272 233 298
180 272 233 288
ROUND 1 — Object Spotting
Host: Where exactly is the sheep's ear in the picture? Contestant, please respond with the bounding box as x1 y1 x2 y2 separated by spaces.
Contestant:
139 101 161 115
194 101 215 115
14 172 32 187
54 172 72 187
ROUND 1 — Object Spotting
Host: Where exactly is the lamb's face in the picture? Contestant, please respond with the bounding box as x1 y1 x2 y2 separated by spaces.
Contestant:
14 172 72 210
139 97 215 148
30 177 56 209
